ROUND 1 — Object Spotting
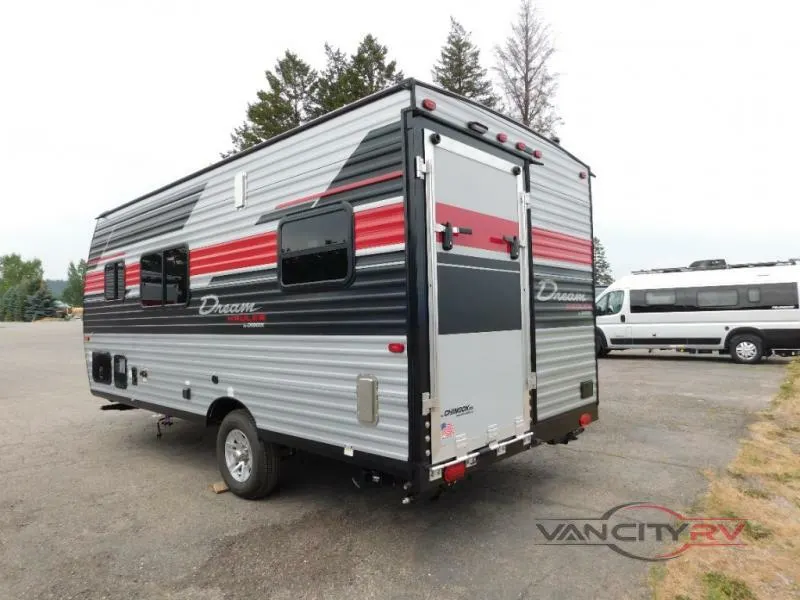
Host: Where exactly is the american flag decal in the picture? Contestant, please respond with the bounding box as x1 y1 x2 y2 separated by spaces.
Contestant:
440 422 455 439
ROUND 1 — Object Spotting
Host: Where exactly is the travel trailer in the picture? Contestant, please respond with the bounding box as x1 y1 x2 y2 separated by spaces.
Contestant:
595 258 800 364
82 79 599 502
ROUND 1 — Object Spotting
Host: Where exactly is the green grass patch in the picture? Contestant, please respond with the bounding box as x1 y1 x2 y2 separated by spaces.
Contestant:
702 572 756 600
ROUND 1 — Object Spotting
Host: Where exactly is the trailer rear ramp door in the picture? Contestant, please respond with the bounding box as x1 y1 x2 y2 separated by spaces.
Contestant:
423 129 533 465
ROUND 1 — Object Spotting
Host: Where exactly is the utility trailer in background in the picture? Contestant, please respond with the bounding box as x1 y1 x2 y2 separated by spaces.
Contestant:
83 79 599 502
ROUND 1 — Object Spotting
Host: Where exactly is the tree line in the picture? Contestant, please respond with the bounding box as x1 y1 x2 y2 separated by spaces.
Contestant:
0 254 86 321
223 0 561 156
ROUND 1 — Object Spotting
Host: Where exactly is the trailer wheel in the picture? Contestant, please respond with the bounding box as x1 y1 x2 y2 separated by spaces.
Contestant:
216 409 280 499
730 334 764 365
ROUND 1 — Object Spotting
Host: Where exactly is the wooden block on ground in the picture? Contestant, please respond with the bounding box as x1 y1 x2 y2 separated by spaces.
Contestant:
211 481 229 494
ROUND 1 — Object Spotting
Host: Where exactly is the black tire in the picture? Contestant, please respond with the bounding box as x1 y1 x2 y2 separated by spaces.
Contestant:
729 334 764 365
596 331 610 358
216 409 280 499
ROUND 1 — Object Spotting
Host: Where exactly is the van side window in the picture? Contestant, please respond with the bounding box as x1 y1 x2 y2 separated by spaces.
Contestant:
597 290 624 316
645 290 676 306
697 289 738 307
278 202 354 289
747 288 761 303
140 246 189 307
104 260 126 300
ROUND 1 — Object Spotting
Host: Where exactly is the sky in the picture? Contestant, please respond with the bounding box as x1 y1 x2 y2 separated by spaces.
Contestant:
1 0 799 280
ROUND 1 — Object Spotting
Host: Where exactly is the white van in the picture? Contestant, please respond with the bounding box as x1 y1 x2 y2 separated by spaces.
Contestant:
594 259 800 364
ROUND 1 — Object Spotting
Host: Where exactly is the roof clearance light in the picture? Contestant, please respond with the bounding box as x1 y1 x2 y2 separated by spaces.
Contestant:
496 132 508 143
421 98 436 111
533 149 543 159
515 141 527 151
443 461 466 483
579 171 588 179
467 121 488 134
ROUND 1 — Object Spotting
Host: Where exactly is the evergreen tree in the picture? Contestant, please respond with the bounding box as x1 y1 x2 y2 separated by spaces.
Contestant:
23 283 56 321
433 18 498 108
62 259 88 307
227 51 319 154
593 237 614 286
11 287 26 321
310 35 403 118
0 291 9 321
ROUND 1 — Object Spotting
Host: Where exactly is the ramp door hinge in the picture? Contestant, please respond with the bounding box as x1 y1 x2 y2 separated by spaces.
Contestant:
415 156 428 179
422 392 433 415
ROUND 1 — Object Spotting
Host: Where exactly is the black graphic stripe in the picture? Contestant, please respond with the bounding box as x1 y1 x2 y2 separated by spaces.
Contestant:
437 261 522 335
437 252 520 273
88 184 206 261
83 252 407 336
611 337 721 346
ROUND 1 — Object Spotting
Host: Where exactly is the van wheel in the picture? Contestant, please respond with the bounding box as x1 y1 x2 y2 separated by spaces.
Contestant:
216 409 280 499
596 331 610 358
730 334 763 365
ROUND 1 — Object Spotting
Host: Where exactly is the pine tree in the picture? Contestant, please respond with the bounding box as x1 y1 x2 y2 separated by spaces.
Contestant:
593 237 614 286
310 35 403 119
228 51 318 154
432 18 498 108
23 284 56 321
62 259 87 307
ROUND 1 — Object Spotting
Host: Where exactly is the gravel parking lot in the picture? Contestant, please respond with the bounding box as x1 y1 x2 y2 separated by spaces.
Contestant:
0 321 788 600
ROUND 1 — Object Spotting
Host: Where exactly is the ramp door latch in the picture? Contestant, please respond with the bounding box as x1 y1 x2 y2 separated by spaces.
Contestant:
502 235 521 260
436 222 472 251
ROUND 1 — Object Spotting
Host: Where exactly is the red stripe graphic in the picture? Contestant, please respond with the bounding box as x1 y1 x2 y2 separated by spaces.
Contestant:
531 227 592 265
190 233 278 277
355 203 405 250
276 170 403 209
84 271 105 294
126 263 141 287
435 203 518 253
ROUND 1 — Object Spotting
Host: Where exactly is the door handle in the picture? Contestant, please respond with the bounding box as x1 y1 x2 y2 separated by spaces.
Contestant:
437 222 472 251
620 314 626 323
502 235 521 260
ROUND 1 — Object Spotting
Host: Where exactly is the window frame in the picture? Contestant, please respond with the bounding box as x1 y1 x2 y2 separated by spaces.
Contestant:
104 260 126 301
138 244 191 308
277 201 355 292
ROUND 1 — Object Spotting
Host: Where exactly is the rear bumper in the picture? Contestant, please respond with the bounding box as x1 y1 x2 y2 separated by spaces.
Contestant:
413 403 598 495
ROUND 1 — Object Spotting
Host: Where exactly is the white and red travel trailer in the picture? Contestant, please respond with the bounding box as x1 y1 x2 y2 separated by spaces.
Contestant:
83 79 599 502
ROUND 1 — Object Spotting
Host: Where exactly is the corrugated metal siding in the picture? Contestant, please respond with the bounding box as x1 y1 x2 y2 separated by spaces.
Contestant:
84 89 412 461
86 334 409 460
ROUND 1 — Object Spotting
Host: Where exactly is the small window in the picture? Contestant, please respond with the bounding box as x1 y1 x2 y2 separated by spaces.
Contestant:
596 290 624 316
645 290 676 305
697 289 739 307
747 288 761 303
140 246 189 307
92 352 112 384
104 261 126 300
278 203 353 289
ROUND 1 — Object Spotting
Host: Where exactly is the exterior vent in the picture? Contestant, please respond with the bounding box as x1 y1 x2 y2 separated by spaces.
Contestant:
689 259 727 270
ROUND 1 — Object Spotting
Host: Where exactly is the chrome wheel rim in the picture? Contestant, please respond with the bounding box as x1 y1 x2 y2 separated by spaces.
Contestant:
735 341 758 361
225 429 253 483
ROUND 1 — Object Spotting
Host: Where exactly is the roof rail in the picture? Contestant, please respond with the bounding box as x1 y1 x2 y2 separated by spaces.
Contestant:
632 258 798 275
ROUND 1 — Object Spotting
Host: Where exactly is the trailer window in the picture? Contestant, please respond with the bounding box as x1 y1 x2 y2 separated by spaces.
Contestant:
104 261 126 300
645 290 676 306
697 289 738 307
140 246 189 306
278 202 353 289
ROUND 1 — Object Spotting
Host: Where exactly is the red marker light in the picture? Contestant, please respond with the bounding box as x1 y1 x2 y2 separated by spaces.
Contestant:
515 141 527 151
496 132 508 143
421 98 436 111
443 462 466 483
579 413 592 427
388 343 405 354
533 149 543 159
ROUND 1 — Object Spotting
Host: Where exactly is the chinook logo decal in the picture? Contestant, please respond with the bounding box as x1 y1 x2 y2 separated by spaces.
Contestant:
442 404 474 417
535 278 590 303
198 294 262 316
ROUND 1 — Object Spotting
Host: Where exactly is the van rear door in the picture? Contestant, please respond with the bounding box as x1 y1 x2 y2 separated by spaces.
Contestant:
422 129 532 465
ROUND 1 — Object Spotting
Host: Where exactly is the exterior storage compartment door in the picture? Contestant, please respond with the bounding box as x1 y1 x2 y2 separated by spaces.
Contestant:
423 129 532 465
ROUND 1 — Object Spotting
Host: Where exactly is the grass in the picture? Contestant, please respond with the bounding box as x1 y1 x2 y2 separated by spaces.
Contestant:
650 359 800 600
